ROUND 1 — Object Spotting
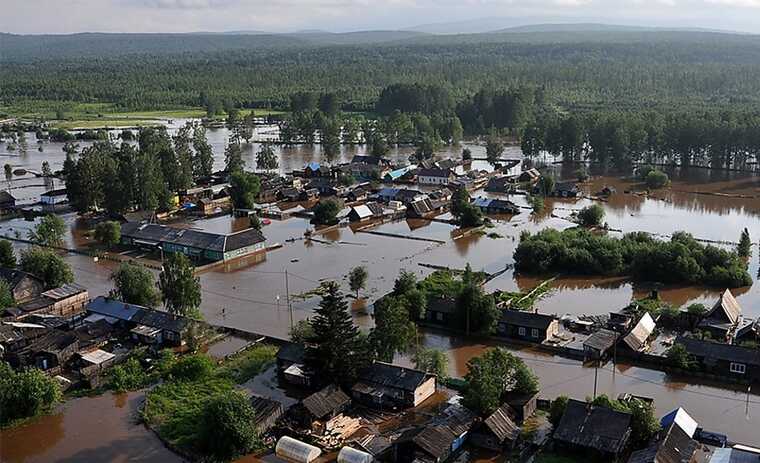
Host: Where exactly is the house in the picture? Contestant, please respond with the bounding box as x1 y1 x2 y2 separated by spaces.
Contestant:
86 296 191 347
40 188 68 210
627 422 698 463
504 391 538 423
279 187 301 202
10 330 80 372
424 296 457 326
198 195 231 216
417 168 456 186
518 169 541 183
554 399 632 458
699 289 742 341
73 319 115 351
0 190 16 213
496 310 559 343
120 222 266 263
345 187 369 203
583 329 620 360
485 176 517 194
407 198 443 219
304 162 330 178
500 159 522 177
399 402 477 463
0 268 44 303
660 407 698 438
470 403 520 451
384 165 417 183
276 342 310 387
375 188 427 205
251 395 284 433
299 188 320 201
675 336 760 382
352 362 436 409
471 197 521 215
348 203 385 222
12 284 89 320
735 318 760 345
301 384 351 423
608 312 634 333
621 312 656 352
707 448 760 463
0 321 49 356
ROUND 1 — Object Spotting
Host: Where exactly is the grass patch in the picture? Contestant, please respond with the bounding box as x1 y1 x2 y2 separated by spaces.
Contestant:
142 344 276 456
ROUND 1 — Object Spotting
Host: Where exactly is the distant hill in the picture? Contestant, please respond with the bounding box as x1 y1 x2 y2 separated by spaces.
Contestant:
490 23 735 34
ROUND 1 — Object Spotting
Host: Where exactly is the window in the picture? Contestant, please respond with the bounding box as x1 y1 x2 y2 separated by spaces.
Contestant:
436 312 444 321
518 327 526 336
730 362 746 374
531 328 540 338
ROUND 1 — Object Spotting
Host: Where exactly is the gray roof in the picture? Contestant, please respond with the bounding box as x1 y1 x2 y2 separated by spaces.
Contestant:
250 395 284 431
627 423 697 463
302 384 350 419
554 399 632 454
708 448 760 463
86 296 189 333
413 404 477 460
357 362 431 392
42 283 87 301
121 222 265 253
500 310 556 330
583 329 619 352
277 342 305 364
483 403 519 442
705 289 741 325
677 336 760 366
418 168 453 178
0 191 16 203
0 268 42 288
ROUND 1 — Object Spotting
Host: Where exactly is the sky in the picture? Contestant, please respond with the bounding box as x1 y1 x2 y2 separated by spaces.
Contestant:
2 0 760 34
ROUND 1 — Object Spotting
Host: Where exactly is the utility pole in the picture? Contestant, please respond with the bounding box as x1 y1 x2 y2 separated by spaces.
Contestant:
593 361 599 400
747 385 752 419
285 269 293 331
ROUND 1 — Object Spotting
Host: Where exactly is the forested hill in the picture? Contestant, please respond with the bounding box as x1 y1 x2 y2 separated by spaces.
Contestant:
3 28 760 114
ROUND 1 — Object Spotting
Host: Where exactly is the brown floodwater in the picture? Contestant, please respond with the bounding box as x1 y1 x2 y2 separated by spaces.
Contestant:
4 126 760 459
0 391 181 463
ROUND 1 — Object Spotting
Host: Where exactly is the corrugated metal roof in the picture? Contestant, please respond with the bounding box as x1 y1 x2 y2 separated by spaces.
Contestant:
623 312 656 351
80 349 115 365
357 362 430 393
42 283 87 301
660 408 698 439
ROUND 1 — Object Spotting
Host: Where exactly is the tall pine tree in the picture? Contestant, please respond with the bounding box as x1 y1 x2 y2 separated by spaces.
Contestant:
305 281 371 386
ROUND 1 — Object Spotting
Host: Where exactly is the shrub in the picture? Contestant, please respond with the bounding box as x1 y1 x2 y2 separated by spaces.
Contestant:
94 221 121 246
0 362 62 426
199 391 259 460
645 169 669 189
312 199 340 225
548 395 569 427
665 344 697 370
169 354 214 382
577 204 605 227
108 357 148 392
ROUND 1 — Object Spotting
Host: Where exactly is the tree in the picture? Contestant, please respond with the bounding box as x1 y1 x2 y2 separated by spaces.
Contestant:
305 281 370 386
249 214 262 231
665 343 697 370
289 318 314 343
686 303 707 316
41 161 52 177
0 239 16 267
173 123 195 191
485 129 504 165
169 354 214 381
462 148 472 161
0 280 14 309
371 295 417 362
413 347 448 380
456 264 499 335
158 253 202 319
199 391 259 461
348 266 368 298
370 137 389 158
577 204 605 227
627 399 661 447
451 188 483 228
225 134 245 174
645 169 669 189
548 395 569 427
0 362 61 426
108 357 148 392
738 228 751 258
312 199 340 226
229 170 261 210
462 348 539 416
94 221 121 247
192 124 214 179
19 248 74 289
255 144 279 172
535 175 555 196
110 261 161 307
4 164 12 186
28 214 66 247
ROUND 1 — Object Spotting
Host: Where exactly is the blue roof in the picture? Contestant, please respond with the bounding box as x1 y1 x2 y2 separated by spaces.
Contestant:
472 197 492 208
384 165 416 180
86 296 145 322
305 161 321 171
377 187 400 197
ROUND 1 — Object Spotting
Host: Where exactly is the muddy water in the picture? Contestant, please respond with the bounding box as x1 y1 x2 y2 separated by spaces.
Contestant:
4 127 760 458
0 391 181 463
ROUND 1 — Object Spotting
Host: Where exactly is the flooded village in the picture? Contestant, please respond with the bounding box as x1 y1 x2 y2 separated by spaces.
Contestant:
2 121 760 463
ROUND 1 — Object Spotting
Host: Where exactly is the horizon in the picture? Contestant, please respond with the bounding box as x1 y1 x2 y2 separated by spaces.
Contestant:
3 1 760 35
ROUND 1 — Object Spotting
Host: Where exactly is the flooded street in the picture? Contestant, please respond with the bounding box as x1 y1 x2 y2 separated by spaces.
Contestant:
3 125 760 460
0 392 181 463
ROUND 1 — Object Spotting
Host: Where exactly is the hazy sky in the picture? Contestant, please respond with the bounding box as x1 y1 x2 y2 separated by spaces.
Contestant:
2 0 760 34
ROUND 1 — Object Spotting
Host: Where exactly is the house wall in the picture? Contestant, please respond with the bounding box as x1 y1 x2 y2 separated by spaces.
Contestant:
413 376 437 406
497 322 549 343
49 292 90 317
223 242 265 261
418 176 450 185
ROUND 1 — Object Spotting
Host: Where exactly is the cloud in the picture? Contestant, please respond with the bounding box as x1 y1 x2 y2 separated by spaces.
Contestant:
120 0 239 8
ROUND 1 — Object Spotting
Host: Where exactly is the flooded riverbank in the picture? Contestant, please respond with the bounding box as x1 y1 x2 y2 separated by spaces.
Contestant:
0 391 181 463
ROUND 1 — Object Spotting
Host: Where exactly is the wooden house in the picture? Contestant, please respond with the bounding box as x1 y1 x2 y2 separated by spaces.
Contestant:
423 296 457 327
0 190 16 213
627 423 698 463
554 399 632 458
699 289 742 342
496 310 559 343
417 168 455 186
348 203 384 223
352 362 436 409
470 403 519 451
251 395 284 433
0 268 44 303
299 384 351 427
398 403 477 463
676 336 760 382
503 391 538 424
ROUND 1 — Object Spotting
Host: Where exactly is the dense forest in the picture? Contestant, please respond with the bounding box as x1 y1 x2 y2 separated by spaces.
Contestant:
4 30 760 170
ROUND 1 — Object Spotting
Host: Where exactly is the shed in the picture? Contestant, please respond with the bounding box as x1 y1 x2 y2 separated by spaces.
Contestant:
352 361 436 409
699 289 742 341
302 384 351 421
660 407 698 438
504 391 538 423
470 403 519 450
338 446 374 463
627 422 698 463
553 399 632 457
0 190 16 212
622 312 656 352
408 403 477 463
251 395 284 433
583 329 619 360
276 436 321 463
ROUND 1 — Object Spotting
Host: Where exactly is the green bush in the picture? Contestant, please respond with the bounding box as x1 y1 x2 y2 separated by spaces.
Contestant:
108 357 149 392
645 169 669 189
0 362 62 427
549 395 569 427
577 204 605 227
94 221 121 246
199 391 260 460
169 354 215 382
